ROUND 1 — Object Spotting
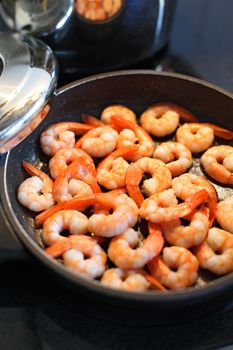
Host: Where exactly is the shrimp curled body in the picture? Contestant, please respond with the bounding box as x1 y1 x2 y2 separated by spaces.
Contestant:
148 246 199 289
176 123 214 153
201 145 233 185
88 193 138 237
42 210 89 246
194 228 233 275
101 268 150 291
153 141 192 177
108 224 164 269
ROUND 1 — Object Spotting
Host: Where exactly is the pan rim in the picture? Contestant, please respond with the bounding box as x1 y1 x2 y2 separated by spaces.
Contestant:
2 70 233 306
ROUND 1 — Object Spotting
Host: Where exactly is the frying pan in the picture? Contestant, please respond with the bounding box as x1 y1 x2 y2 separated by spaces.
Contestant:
0 70 233 325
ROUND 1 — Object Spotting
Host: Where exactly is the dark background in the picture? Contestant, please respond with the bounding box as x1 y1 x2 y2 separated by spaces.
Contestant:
0 0 233 349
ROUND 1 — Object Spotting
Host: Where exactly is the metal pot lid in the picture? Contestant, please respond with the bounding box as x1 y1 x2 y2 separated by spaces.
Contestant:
0 32 58 154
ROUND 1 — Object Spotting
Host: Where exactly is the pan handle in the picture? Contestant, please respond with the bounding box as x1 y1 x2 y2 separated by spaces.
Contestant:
0 204 28 261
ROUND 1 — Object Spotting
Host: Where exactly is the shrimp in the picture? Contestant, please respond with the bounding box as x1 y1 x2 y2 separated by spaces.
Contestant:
53 157 100 203
153 141 192 177
193 228 233 275
40 122 92 156
139 188 209 223
161 207 209 248
176 123 214 153
172 173 217 226
49 148 95 179
46 235 107 279
96 146 138 190
75 126 118 158
140 105 180 137
126 157 172 207
110 115 155 161
88 193 138 237
201 145 233 185
18 162 54 212
82 114 105 128
108 223 164 269
216 196 233 234
101 268 150 291
42 210 89 246
101 104 136 124
148 246 199 289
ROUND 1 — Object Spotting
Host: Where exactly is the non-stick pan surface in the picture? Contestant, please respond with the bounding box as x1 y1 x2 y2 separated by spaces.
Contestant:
0 70 233 314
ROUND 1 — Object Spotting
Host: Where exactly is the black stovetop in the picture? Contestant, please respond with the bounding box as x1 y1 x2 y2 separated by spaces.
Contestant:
1 1 233 349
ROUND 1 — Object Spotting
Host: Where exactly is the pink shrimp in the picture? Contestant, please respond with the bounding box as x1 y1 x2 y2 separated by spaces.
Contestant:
75 126 118 158
110 115 155 161
96 146 139 190
148 246 199 289
108 222 164 269
53 157 100 203
49 148 95 179
125 157 172 207
88 193 138 237
139 188 209 223
40 122 92 156
46 235 107 279
18 162 54 212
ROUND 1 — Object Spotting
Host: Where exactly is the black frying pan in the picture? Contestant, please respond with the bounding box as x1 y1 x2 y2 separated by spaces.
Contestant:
0 70 233 324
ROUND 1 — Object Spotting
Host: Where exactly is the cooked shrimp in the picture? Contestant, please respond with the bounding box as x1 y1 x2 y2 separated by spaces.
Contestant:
216 196 233 234
126 157 172 207
140 105 180 137
96 146 138 190
139 188 209 223
101 268 150 291
40 122 92 156
18 162 54 211
108 223 164 269
75 126 118 158
153 141 192 177
172 173 217 226
201 145 233 185
101 104 136 124
53 158 100 203
46 235 107 279
148 246 199 289
110 115 155 161
42 210 89 246
161 207 209 248
194 228 233 275
49 148 95 179
88 193 138 237
176 123 214 153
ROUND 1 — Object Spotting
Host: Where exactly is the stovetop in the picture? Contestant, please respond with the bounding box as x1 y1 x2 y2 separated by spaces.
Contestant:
1 1 233 349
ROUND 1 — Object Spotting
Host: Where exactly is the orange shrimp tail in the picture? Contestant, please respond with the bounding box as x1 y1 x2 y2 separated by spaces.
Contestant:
125 163 144 208
82 114 105 127
22 161 53 184
201 123 233 140
144 222 165 255
65 122 92 134
110 115 136 131
143 272 167 292
170 189 209 219
45 237 71 258
35 195 95 227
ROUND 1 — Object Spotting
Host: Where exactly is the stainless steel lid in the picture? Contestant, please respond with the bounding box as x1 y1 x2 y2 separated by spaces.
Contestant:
0 32 58 154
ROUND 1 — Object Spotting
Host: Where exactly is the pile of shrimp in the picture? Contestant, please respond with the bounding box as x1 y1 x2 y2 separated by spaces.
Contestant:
17 102 233 293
